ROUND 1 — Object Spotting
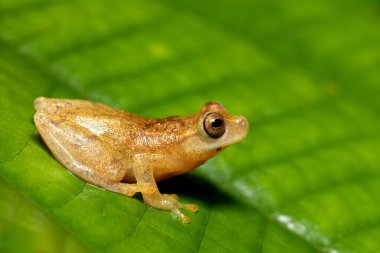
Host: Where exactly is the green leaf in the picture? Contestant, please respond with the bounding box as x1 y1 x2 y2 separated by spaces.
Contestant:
0 1 379 252
0 180 90 253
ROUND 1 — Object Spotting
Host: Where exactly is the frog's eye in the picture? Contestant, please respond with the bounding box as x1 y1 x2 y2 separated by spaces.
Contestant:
203 112 226 138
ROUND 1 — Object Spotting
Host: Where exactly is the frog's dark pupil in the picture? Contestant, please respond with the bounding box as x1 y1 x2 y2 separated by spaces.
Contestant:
211 119 223 128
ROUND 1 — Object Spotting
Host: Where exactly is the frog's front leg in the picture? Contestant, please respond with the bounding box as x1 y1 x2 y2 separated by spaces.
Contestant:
133 161 198 223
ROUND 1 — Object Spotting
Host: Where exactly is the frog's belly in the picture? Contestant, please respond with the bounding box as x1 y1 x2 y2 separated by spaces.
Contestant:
152 158 205 182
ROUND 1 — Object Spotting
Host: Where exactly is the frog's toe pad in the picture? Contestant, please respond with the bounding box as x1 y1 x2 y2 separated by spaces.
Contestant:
180 203 198 213
172 208 191 223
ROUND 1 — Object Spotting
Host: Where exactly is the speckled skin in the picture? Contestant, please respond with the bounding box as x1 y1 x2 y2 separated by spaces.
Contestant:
33 97 249 223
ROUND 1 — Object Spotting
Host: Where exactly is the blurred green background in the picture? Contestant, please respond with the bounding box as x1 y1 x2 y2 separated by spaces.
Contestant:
0 0 379 252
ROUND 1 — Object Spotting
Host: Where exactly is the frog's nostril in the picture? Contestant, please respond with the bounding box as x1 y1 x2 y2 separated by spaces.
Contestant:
235 116 248 127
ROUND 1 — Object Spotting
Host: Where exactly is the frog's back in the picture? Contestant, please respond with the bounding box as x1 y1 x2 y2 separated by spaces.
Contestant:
34 97 149 152
34 97 199 166
34 97 109 111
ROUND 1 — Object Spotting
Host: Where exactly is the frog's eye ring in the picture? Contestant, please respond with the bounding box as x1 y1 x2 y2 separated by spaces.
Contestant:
203 112 226 138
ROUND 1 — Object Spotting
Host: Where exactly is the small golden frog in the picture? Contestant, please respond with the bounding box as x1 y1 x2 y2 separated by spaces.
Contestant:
33 97 248 223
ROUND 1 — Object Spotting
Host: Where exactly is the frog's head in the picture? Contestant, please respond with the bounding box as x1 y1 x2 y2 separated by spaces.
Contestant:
181 102 249 162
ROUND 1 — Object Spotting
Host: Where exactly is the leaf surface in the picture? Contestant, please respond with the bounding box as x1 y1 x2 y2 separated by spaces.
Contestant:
0 1 379 252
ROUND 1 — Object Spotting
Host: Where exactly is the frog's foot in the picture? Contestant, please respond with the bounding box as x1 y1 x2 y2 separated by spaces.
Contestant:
144 193 198 223
162 194 198 213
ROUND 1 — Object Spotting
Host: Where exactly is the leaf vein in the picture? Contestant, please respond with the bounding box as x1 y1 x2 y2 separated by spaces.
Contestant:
0 128 35 165
197 208 212 253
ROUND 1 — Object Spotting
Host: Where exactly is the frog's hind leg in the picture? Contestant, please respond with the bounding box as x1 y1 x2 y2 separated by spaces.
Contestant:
34 111 154 197
34 97 109 111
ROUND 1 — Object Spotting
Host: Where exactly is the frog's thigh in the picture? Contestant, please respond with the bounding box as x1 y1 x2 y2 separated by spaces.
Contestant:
36 112 149 196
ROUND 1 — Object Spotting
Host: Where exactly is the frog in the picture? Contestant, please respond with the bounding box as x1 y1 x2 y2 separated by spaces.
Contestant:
33 97 249 223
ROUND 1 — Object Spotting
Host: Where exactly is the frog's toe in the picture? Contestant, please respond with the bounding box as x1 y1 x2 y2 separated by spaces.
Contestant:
162 194 198 212
172 208 191 223
181 215 191 224
180 203 198 213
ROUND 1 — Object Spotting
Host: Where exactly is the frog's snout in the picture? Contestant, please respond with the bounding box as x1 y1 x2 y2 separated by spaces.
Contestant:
232 115 249 140
235 116 248 128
